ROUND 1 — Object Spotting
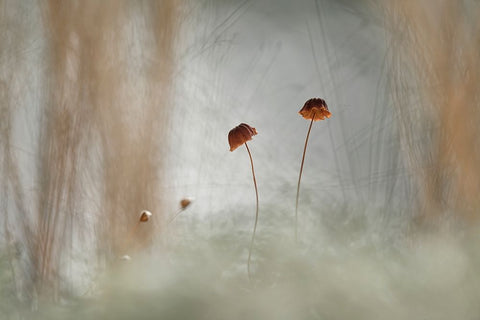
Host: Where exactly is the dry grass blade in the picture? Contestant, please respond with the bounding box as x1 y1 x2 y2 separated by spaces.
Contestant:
383 0 480 224
0 0 180 303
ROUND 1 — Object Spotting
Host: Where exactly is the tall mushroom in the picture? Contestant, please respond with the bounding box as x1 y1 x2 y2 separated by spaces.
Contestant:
295 98 331 242
123 210 153 256
228 123 258 279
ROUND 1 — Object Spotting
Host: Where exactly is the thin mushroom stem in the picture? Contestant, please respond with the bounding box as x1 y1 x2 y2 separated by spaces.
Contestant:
245 142 258 281
295 113 315 243
167 208 184 225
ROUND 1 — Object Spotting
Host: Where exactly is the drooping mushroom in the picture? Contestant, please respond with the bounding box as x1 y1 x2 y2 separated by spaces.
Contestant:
228 123 258 279
180 198 192 210
295 98 331 242
167 198 194 225
228 123 257 151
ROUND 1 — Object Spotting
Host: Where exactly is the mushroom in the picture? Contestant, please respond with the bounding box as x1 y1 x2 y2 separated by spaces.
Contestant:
120 255 131 261
123 210 153 252
228 123 258 279
139 210 152 222
180 198 192 210
295 98 331 242
167 198 194 225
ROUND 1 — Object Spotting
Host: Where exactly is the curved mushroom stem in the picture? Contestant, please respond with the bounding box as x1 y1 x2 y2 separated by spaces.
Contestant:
295 114 315 243
167 208 185 225
245 142 258 281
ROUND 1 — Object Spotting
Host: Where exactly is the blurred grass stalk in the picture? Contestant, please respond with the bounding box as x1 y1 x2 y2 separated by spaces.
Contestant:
384 0 480 224
0 0 179 304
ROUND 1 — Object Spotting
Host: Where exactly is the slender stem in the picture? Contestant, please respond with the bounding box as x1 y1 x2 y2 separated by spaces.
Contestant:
167 208 185 225
245 142 258 281
295 115 315 243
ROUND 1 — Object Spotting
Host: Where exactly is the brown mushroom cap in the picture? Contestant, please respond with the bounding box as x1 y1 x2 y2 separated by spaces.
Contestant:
299 98 331 121
139 210 152 222
180 198 192 209
228 123 258 151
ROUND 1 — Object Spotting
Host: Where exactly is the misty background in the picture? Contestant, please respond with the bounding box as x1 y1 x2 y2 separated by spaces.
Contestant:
2 0 480 318
168 0 404 219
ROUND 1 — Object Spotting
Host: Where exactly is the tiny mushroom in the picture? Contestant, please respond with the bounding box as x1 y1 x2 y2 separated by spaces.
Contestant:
180 198 193 210
228 123 259 280
139 210 152 222
298 98 331 121
228 123 258 151
295 98 331 242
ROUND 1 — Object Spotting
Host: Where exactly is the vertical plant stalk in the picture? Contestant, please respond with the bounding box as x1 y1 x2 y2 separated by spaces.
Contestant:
295 114 315 243
245 142 258 280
